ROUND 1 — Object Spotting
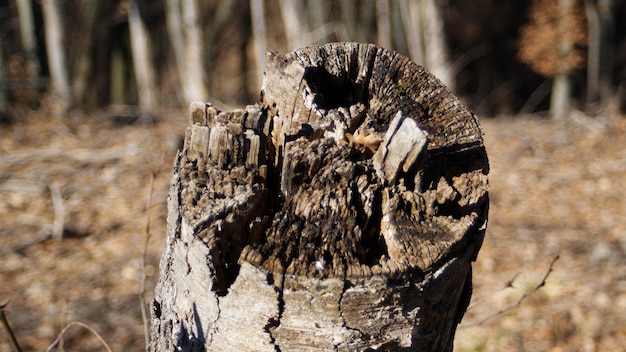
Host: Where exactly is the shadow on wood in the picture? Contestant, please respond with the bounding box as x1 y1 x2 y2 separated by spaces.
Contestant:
150 43 489 352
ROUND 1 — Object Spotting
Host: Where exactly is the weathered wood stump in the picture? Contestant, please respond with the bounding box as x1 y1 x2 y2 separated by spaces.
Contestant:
149 43 489 351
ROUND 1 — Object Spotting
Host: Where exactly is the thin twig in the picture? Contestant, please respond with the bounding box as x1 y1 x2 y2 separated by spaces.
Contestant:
462 255 560 328
0 301 23 352
45 321 112 352
467 271 520 310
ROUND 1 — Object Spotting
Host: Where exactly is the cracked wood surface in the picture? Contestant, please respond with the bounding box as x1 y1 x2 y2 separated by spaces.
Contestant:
150 43 489 351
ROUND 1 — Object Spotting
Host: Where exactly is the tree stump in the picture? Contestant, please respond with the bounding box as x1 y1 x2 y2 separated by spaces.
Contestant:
149 43 489 352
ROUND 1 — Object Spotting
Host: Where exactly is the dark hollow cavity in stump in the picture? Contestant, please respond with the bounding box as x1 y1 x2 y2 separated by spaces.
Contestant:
150 43 489 352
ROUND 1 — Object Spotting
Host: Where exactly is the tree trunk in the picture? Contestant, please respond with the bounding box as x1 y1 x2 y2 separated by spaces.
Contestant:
340 0 376 43
165 0 186 100
551 0 574 120
249 0 267 89
421 0 454 91
128 0 157 112
597 0 614 103
41 0 70 115
70 0 100 109
0 40 8 120
585 0 600 103
399 0 424 68
397 0 454 91
376 0 392 49
278 0 308 50
150 43 489 352
16 0 40 105
166 0 208 106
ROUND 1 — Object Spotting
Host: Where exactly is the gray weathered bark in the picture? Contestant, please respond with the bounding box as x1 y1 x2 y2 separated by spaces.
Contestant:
150 43 489 351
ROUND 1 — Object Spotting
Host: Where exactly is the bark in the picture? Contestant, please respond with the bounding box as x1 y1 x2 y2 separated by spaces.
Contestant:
150 43 489 352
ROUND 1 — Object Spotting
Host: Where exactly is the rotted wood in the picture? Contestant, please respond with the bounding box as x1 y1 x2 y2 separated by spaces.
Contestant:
150 42 489 352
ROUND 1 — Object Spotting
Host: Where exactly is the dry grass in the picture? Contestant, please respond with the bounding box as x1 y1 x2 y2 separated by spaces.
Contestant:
1 110 625 351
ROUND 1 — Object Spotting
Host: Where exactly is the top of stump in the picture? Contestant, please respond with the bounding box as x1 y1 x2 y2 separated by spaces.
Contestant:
182 43 489 279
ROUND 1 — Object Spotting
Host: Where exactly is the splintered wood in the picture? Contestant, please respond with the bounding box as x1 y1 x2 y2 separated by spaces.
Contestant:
150 43 489 351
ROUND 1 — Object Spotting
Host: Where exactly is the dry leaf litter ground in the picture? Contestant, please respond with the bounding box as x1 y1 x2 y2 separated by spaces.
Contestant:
0 110 625 351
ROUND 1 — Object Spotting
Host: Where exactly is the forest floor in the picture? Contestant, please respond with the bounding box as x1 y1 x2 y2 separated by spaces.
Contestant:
0 108 625 351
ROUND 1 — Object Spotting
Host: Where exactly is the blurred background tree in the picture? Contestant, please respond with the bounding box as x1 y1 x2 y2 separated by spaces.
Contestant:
0 0 624 119
517 0 588 120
